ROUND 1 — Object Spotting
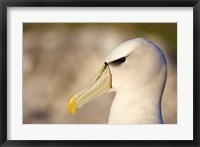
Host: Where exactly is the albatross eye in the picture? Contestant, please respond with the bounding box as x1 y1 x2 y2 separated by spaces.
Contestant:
111 57 126 65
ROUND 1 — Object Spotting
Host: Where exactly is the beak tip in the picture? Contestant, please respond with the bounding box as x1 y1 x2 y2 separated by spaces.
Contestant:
67 96 78 115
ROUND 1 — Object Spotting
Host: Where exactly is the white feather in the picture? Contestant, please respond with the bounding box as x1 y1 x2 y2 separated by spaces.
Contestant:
106 38 167 124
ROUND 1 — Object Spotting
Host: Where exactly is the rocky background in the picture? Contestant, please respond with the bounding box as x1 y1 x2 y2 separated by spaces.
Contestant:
23 23 177 124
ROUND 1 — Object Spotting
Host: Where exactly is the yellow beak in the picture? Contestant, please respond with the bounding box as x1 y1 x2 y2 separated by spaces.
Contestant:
67 63 112 115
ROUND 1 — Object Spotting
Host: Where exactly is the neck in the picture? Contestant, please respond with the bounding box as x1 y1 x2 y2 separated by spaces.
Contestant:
108 85 164 124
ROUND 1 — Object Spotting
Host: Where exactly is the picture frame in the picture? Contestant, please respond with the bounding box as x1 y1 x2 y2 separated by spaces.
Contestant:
0 0 199 146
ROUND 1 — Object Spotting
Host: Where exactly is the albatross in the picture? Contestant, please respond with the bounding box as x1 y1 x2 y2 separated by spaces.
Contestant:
68 38 167 124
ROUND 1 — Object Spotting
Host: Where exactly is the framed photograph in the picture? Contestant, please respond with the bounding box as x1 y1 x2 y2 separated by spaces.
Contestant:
0 0 199 146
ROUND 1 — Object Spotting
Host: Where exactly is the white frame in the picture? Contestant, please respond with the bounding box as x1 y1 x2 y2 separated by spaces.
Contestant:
7 7 193 140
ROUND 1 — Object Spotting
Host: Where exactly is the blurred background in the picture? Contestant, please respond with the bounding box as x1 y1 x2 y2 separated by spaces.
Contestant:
23 23 177 124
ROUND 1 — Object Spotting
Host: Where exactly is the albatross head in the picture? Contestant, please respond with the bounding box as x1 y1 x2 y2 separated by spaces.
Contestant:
68 38 167 124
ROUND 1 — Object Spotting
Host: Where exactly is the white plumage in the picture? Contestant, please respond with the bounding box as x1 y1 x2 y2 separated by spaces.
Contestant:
106 38 167 124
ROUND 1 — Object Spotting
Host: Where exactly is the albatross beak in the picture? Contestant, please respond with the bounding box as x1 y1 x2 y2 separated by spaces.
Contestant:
68 63 112 115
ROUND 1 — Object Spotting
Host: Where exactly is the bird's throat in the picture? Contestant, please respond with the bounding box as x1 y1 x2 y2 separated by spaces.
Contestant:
108 90 163 124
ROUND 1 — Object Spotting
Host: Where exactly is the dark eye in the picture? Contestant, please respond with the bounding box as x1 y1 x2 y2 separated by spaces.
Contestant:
111 57 126 65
